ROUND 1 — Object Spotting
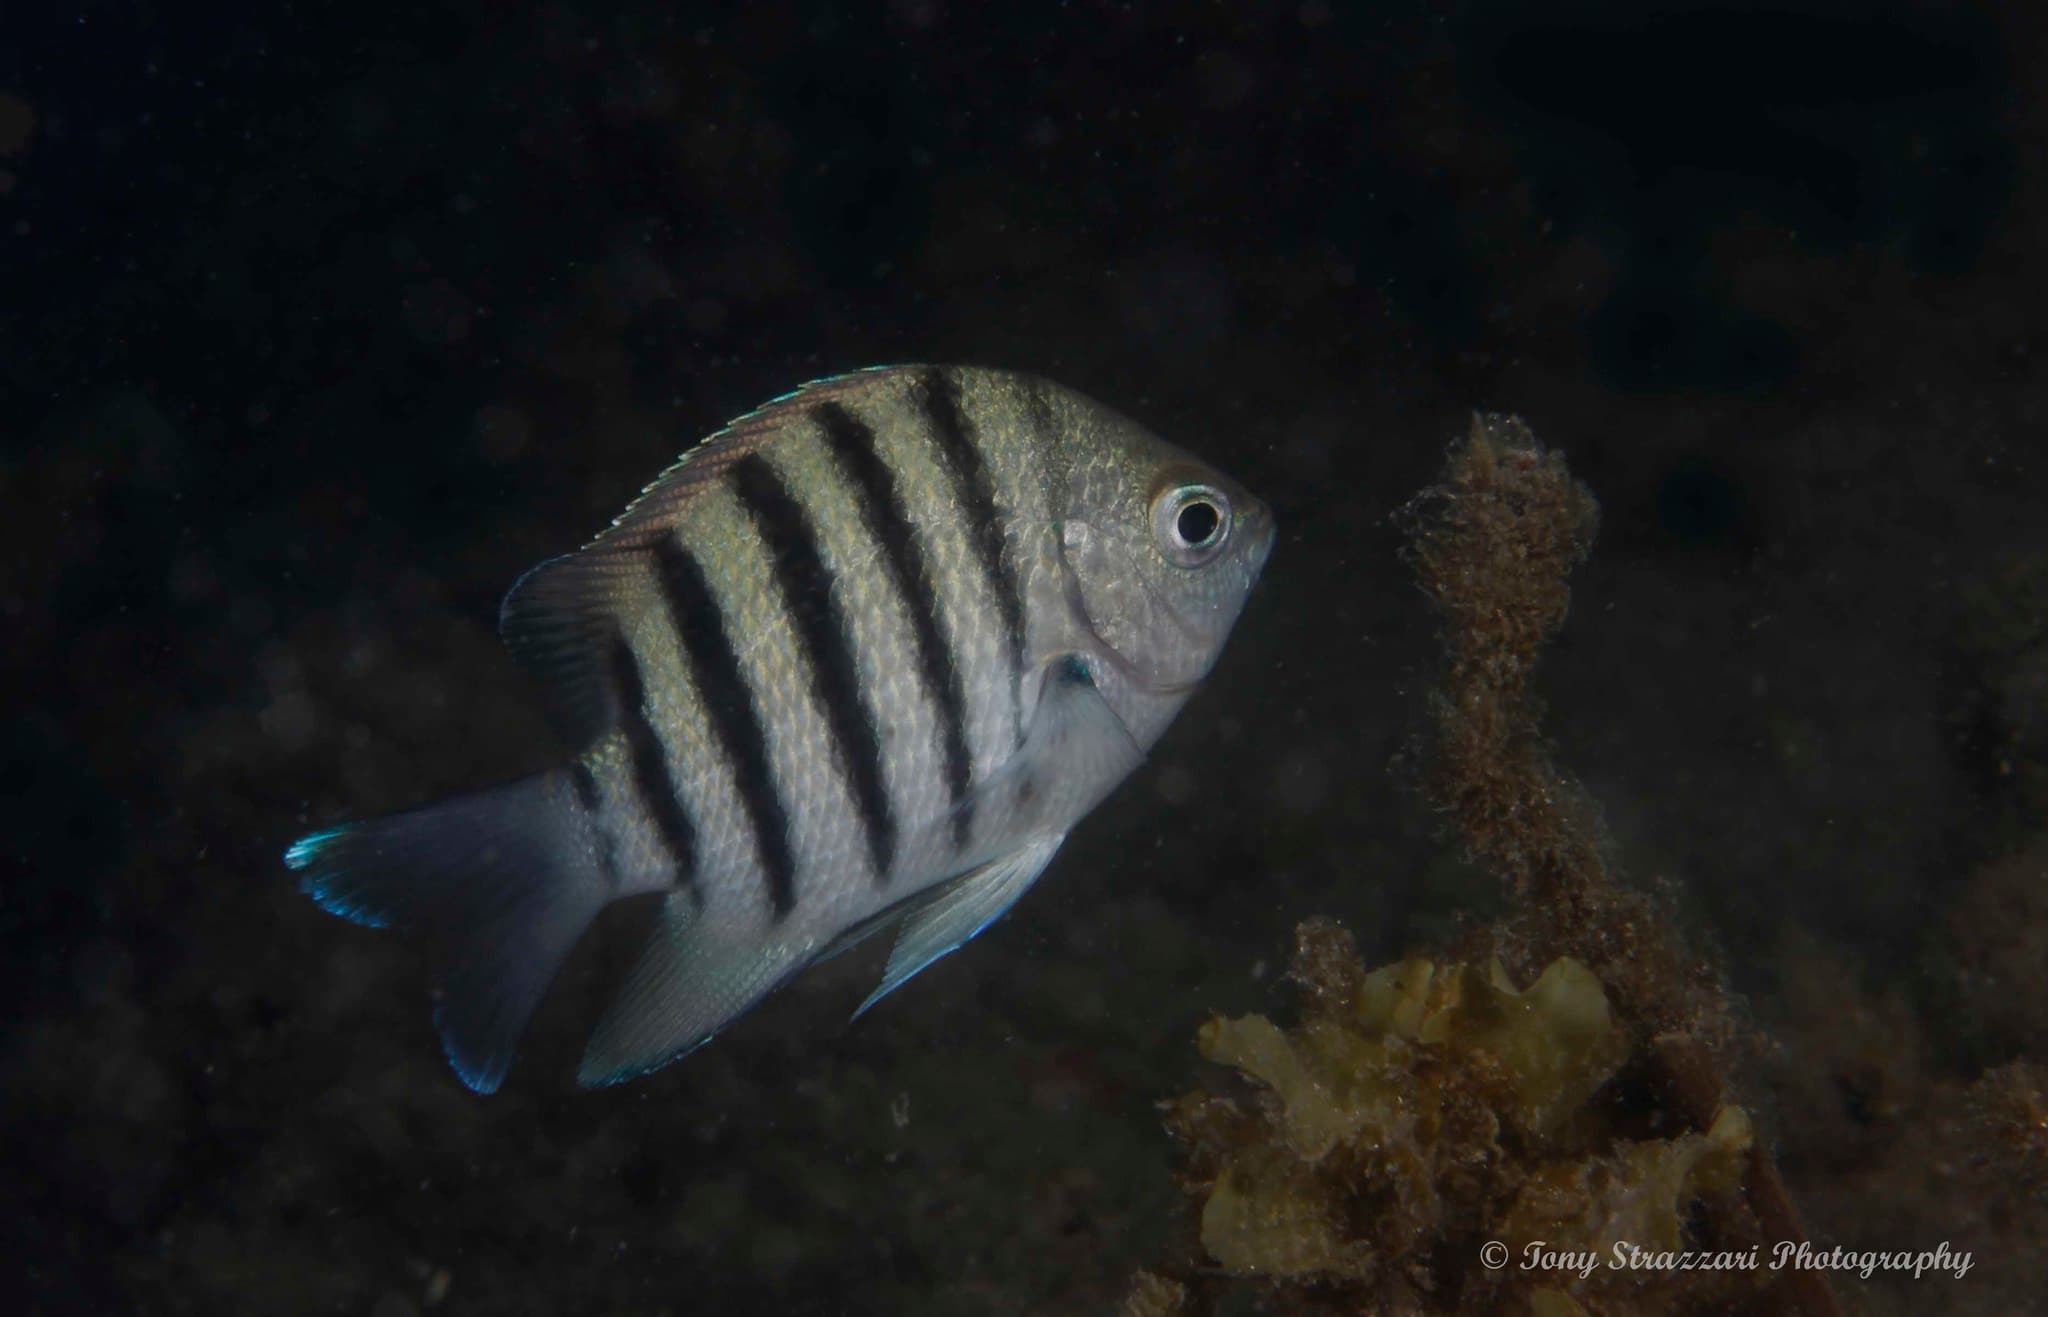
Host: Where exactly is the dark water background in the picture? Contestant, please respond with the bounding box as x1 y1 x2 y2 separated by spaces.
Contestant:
6 2 2045 1313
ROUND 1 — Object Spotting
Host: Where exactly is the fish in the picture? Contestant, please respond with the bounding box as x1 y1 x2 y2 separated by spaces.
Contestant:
285 364 1273 1092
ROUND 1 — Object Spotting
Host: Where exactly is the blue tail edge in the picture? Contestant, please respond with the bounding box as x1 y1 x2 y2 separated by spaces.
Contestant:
285 773 606 1095
288 826 392 928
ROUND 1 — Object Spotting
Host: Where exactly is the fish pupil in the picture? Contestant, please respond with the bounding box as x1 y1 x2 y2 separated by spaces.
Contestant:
1177 499 1221 547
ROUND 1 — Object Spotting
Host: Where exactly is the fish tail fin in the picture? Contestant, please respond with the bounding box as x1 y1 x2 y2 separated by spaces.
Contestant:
286 771 613 1094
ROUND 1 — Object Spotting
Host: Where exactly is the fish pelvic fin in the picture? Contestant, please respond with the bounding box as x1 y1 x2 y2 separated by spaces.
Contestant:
848 653 1138 1018
852 833 1065 1020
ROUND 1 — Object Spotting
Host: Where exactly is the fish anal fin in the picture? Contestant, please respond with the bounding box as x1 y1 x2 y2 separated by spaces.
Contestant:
577 894 818 1088
853 833 1065 1020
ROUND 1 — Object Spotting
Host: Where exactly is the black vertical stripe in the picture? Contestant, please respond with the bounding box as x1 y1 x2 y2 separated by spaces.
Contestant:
815 402 976 850
605 633 699 903
566 760 623 889
1018 373 1060 445
918 368 1027 744
650 534 800 918
729 453 898 884
567 761 601 812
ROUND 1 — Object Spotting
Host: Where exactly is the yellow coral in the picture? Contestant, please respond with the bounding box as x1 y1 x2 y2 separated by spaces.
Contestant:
1199 1157 1363 1277
1199 952 1629 1157
1117 1270 1188 1317
1196 1010 1392 1163
1175 925 1764 1312
1504 1104 1753 1259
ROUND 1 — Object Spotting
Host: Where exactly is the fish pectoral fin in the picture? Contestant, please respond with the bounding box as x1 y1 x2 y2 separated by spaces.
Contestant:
953 652 1146 841
851 657 1142 1021
853 832 1065 1020
1031 651 1147 794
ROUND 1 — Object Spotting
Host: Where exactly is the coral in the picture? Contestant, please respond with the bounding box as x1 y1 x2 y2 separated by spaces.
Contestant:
1969 1061 2048 1200
1759 930 1930 1179
1118 1270 1189 1317
1397 416 1601 898
1139 417 1835 1315
1946 836 2048 1062
1756 922 2048 1316
1164 920 1759 1314
1397 416 1725 1049
1947 552 2048 832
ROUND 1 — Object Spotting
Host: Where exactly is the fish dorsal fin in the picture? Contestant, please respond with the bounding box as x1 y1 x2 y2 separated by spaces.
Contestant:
851 655 1147 1017
497 548 643 747
498 367 916 747
588 366 914 552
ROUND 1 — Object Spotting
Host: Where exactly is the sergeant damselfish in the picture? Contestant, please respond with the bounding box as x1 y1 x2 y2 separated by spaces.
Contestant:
287 365 1273 1093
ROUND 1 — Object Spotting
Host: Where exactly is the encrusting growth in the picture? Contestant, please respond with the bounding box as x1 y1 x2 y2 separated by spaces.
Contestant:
1156 921 1760 1314
1970 1060 2048 1198
1129 416 1838 1316
1398 416 1717 1044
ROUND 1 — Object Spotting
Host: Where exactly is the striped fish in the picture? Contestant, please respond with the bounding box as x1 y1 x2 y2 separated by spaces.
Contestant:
287 365 1273 1092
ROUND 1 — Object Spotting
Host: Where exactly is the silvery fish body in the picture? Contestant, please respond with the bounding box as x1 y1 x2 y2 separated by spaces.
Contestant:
287 365 1273 1092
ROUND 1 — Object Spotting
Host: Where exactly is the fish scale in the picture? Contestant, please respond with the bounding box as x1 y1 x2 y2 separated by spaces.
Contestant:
730 449 899 884
783 413 959 871
676 474 843 920
287 364 1274 1093
643 532 795 915
864 374 1023 795
813 401 977 849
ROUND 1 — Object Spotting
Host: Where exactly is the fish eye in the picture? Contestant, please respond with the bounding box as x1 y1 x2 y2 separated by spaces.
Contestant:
1153 483 1232 567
